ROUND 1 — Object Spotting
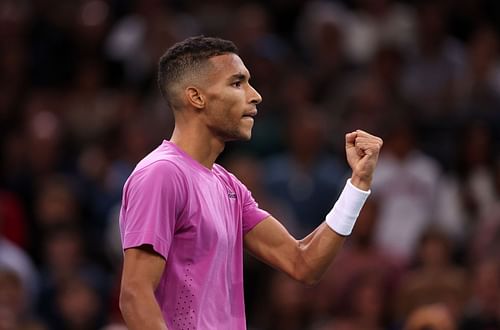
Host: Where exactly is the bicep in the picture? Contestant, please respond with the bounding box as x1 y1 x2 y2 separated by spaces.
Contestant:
244 216 300 275
122 245 166 291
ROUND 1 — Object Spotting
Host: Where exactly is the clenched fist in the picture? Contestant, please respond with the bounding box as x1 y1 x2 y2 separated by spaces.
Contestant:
345 130 383 191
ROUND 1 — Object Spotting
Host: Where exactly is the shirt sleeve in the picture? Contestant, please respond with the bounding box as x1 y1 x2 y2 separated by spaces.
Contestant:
238 181 270 235
119 161 185 259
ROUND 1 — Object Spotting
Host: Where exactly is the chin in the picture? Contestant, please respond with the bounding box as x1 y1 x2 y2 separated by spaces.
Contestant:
222 131 252 142
241 133 252 141
241 129 253 141
220 124 253 142
229 133 252 142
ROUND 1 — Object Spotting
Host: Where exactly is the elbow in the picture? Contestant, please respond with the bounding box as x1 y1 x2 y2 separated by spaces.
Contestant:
291 254 321 287
290 242 322 287
119 284 141 317
119 288 132 316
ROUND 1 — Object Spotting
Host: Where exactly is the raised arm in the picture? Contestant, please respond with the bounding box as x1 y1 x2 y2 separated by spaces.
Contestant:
120 245 169 330
244 130 382 286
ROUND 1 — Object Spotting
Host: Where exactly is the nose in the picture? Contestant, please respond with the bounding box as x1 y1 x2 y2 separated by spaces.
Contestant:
249 84 262 105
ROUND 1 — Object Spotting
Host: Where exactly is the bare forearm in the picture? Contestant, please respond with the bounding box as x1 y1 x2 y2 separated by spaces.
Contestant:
293 175 371 285
245 131 382 287
245 217 348 287
294 222 345 285
294 130 381 284
120 288 169 330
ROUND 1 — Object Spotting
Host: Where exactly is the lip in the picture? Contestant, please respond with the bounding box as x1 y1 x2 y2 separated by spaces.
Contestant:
243 109 258 117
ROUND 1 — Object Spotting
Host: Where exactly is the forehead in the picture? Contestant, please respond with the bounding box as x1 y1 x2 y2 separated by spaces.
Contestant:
207 53 250 79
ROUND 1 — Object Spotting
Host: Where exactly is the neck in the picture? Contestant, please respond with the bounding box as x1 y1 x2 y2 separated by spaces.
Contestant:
170 124 225 169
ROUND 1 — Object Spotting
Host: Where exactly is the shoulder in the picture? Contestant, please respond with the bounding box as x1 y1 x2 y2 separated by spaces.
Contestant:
135 159 184 177
133 142 185 175
121 159 189 211
130 142 190 179
126 159 187 193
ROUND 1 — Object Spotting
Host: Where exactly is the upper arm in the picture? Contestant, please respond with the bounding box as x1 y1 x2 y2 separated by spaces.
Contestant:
120 245 169 329
244 216 300 277
121 245 166 292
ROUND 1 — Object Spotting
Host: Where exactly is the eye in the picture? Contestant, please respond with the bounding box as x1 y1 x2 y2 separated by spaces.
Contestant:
232 81 242 88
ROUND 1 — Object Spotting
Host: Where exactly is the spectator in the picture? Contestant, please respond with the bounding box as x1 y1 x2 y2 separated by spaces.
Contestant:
395 228 466 322
0 268 46 330
460 258 500 330
371 120 442 260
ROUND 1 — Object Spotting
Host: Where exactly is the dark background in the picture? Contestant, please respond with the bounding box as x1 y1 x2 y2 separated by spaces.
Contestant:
0 0 499 329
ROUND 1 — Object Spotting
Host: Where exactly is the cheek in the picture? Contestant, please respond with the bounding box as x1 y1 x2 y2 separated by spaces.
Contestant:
205 89 245 124
215 95 241 119
205 103 235 131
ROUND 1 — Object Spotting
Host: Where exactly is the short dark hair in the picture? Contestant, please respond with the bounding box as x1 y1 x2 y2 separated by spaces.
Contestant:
157 36 238 108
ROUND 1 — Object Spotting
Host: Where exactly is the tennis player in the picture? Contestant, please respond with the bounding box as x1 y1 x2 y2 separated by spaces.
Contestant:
119 36 383 330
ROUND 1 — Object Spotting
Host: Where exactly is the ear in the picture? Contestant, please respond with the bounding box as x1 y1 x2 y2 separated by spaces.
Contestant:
185 87 205 109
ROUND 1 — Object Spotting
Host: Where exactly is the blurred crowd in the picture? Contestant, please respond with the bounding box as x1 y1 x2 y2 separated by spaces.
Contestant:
0 0 499 329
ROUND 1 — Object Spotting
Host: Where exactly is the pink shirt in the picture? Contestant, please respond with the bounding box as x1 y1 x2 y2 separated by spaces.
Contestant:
119 140 269 330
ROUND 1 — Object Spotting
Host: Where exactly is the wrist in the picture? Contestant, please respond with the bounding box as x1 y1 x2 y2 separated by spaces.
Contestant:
325 179 371 236
350 174 372 191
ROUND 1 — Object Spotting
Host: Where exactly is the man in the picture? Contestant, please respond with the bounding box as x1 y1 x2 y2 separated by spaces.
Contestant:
119 36 383 330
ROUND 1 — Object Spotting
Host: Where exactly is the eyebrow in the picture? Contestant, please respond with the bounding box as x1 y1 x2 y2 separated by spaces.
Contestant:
229 72 250 81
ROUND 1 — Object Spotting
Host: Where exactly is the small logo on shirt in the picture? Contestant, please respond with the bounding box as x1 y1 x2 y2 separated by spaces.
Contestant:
227 190 237 199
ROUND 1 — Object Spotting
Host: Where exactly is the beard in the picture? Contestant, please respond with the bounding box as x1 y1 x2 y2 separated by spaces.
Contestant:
208 117 253 142
212 125 252 142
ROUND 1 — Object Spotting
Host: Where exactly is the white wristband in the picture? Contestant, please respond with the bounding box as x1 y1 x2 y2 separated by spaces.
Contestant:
325 179 371 236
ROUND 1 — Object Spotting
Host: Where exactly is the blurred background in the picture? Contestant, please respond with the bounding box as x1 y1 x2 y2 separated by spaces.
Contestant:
0 0 499 329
